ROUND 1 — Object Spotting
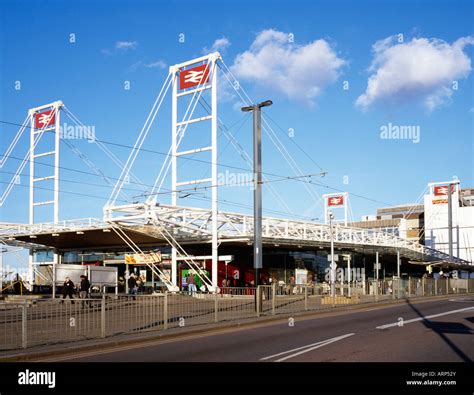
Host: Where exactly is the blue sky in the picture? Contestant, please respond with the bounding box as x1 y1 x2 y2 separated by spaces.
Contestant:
1 0 473 227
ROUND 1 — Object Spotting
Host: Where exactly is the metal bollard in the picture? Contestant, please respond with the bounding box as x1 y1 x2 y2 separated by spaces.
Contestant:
304 286 308 310
163 292 168 330
21 301 27 349
214 291 218 323
272 283 276 315
100 294 106 338
256 287 261 317
408 277 411 297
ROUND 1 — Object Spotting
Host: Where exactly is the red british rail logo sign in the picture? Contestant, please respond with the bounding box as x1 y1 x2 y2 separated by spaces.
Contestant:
328 196 344 206
35 110 55 129
179 64 210 90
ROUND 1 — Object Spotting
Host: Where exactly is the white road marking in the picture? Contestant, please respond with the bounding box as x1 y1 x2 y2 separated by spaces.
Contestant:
376 307 474 330
260 333 355 362
449 298 474 303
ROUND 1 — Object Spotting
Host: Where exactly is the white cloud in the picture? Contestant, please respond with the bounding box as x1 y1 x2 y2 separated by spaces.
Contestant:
143 60 166 69
356 36 474 111
203 37 231 54
130 60 167 71
101 41 139 55
115 41 138 50
230 29 346 105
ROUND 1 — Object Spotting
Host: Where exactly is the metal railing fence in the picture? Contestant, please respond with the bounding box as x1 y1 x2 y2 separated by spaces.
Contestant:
1 278 473 351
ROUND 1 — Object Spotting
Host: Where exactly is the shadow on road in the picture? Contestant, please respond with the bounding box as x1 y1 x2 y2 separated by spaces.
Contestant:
406 300 472 362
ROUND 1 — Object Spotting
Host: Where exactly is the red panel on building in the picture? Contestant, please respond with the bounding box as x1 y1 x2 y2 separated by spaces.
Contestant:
35 110 55 129
179 64 210 90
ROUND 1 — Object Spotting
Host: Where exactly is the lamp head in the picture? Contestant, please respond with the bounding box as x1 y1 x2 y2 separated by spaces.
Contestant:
258 100 273 108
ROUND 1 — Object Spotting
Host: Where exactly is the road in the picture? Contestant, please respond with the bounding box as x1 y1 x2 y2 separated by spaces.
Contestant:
37 296 474 362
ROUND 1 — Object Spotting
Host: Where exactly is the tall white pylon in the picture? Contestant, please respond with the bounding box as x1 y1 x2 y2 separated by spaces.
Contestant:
169 53 220 289
28 101 63 225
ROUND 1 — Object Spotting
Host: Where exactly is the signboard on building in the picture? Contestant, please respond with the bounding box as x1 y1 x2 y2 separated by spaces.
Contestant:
295 269 308 285
54 264 117 287
179 64 210 89
88 266 118 287
124 251 162 265
432 185 454 204
139 270 147 284
54 264 86 285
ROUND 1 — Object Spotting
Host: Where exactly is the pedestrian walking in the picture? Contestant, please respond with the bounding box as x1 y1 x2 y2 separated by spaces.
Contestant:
61 276 75 304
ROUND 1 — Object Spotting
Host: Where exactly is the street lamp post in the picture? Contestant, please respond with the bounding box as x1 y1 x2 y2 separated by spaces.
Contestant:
328 210 336 297
241 100 273 288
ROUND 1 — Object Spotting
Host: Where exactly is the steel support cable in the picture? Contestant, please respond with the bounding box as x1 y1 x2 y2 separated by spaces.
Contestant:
260 110 325 210
418 193 445 244
110 72 173 204
1 120 396 208
108 223 177 291
0 168 149 197
62 107 147 193
0 161 320 221
61 139 133 201
1 128 351 193
156 226 214 289
404 185 429 243
110 225 169 284
196 88 297 218
348 198 355 224
108 72 173 207
0 179 129 204
217 61 323 213
0 115 30 168
220 61 401 211
0 239 49 283
263 113 325 172
218 60 322 189
149 215 214 290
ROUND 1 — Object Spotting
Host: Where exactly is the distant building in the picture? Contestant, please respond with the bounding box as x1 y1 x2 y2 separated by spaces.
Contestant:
354 181 473 264
351 204 424 243
424 183 474 263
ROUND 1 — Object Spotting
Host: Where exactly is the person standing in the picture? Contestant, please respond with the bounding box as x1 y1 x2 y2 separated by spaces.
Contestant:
128 273 138 300
79 275 92 308
61 277 75 304
187 272 196 295
289 275 296 295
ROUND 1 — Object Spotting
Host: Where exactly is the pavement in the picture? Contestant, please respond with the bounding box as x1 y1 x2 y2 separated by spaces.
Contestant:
30 295 474 362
